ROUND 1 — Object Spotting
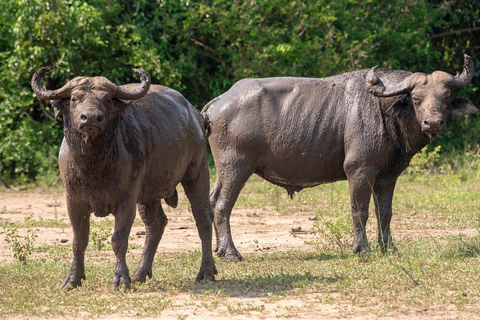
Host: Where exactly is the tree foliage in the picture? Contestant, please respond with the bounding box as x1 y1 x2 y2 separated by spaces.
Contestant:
0 0 479 181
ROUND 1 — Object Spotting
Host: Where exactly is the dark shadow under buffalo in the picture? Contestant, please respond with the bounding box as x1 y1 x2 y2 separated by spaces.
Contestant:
32 67 216 290
203 54 478 261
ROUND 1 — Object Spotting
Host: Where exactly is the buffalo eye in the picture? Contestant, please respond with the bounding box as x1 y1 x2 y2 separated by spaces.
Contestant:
71 97 79 103
443 91 452 101
411 95 421 105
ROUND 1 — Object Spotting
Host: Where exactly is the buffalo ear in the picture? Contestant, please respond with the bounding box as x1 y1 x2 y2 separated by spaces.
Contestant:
450 96 479 116
112 99 130 118
384 94 411 119
50 99 69 120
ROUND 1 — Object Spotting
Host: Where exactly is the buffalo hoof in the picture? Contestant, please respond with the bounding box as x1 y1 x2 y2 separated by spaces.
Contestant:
353 243 370 255
62 274 85 290
223 253 244 262
111 271 132 292
195 265 217 282
131 268 152 283
215 247 244 262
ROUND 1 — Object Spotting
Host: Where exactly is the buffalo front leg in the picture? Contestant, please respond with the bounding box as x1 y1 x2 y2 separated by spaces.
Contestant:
111 200 136 291
373 177 397 252
182 159 217 282
131 201 167 283
62 197 90 289
345 166 378 254
210 155 253 262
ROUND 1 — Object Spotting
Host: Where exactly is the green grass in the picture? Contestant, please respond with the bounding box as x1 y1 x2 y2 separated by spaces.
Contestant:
2 168 480 317
1 238 480 317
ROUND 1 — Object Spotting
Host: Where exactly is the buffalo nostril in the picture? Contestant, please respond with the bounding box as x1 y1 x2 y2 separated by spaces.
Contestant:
97 116 103 122
80 114 87 121
440 120 444 125
423 120 429 125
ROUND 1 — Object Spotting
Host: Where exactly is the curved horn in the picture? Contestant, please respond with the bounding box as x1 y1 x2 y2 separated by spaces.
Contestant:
114 68 151 100
446 54 474 89
31 66 73 100
366 66 415 97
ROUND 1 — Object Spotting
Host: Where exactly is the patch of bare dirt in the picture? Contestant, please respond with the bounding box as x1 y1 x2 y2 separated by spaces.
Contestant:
0 191 319 264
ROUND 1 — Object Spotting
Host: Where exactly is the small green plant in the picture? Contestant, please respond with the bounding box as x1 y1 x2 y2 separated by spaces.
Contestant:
2 225 38 264
89 221 112 251
266 183 283 211
313 213 351 257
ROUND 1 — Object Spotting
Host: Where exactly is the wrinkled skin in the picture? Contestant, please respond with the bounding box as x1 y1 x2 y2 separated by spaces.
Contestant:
32 67 216 290
203 54 478 261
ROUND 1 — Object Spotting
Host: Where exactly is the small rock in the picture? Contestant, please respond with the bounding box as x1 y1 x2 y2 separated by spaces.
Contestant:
291 227 302 233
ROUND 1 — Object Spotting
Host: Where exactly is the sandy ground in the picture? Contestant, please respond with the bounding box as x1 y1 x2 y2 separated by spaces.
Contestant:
1 190 479 319
0 191 318 261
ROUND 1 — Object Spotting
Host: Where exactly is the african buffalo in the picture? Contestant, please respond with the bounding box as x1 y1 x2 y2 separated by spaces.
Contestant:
203 54 478 261
32 67 216 289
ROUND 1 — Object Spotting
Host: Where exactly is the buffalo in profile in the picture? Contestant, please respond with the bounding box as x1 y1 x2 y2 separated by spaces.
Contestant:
203 54 478 261
32 67 216 289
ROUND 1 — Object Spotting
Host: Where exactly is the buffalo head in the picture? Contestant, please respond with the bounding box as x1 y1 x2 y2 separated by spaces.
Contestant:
366 54 478 137
32 67 151 143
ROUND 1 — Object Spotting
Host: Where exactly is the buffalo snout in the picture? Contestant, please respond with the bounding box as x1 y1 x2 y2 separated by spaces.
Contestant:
421 117 446 134
78 109 106 142
79 109 105 126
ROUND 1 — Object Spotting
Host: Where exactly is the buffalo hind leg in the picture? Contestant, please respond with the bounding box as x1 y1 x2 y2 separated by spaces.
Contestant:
210 156 253 261
131 201 168 283
373 177 397 252
182 158 217 282
62 197 90 289
345 165 378 254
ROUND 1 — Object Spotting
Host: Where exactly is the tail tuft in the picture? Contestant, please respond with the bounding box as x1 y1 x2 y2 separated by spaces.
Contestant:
203 113 212 138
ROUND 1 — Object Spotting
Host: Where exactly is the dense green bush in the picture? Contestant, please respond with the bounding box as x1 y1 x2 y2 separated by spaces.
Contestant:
0 0 479 182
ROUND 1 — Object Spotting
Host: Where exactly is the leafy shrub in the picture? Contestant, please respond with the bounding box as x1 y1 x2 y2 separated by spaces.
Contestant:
0 0 479 181
407 145 445 177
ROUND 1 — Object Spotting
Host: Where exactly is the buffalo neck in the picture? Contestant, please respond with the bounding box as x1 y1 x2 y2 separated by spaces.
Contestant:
381 103 431 160
63 118 120 173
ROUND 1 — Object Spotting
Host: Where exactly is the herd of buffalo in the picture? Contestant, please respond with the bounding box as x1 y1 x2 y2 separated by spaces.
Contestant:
31 54 478 290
